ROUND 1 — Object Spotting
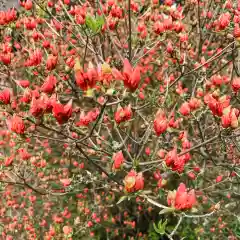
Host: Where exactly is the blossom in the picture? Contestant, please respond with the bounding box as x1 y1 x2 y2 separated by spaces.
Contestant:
154 109 168 136
114 105 132 124
60 179 71 187
4 156 14 167
167 183 196 210
124 170 144 192
17 80 30 88
1 53 11 65
204 94 230 117
0 89 10 104
216 175 223 183
76 108 100 127
30 96 46 117
112 58 141 91
113 151 125 169
74 61 98 90
24 0 33 10
52 99 72 124
41 75 57 94
221 107 239 129
63 226 72 235
46 55 58 71
232 77 240 92
165 148 188 173
10 115 25 134
179 102 190 116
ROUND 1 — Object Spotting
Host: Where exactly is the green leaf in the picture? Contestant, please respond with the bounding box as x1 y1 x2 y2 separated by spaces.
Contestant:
95 15 104 32
153 221 165 235
117 195 127 205
153 222 160 234
159 207 175 215
85 15 104 34
85 15 97 33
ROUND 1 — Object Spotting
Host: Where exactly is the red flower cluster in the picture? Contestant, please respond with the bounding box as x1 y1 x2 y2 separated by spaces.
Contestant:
114 105 132 124
30 94 55 117
204 94 230 117
112 59 141 91
217 12 231 30
52 99 73 124
221 107 239 129
10 115 25 134
124 170 144 192
167 183 196 210
30 97 46 117
165 148 191 173
76 108 100 127
0 8 17 25
24 49 42 67
75 65 98 91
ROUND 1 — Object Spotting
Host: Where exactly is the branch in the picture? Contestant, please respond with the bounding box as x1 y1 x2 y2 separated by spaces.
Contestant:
75 144 123 186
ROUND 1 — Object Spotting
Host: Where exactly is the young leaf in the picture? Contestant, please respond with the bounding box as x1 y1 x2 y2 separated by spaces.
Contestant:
159 207 175 215
117 195 127 205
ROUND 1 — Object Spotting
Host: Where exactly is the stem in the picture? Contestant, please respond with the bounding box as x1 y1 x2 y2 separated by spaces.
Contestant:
170 216 183 237
82 35 89 69
128 0 132 61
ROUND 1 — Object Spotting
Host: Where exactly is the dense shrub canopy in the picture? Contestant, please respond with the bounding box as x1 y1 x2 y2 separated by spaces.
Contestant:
0 0 240 239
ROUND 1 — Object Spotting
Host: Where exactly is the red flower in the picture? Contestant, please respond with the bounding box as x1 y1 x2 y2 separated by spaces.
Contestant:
75 68 98 90
124 170 144 192
46 55 58 71
21 89 32 103
113 151 125 169
18 148 31 160
63 226 72 235
10 115 25 134
112 58 141 91
1 53 11 65
179 102 190 116
216 175 223 183
218 12 230 30
52 99 73 124
0 89 10 104
204 94 230 117
76 108 100 127
188 98 201 110
154 109 168 136
232 77 240 92
30 96 47 117
4 156 14 167
114 105 132 124
165 148 187 173
167 183 196 210
221 112 231 128
153 21 165 34
24 0 33 10
25 49 42 66
60 178 71 187
41 75 57 94
17 80 30 88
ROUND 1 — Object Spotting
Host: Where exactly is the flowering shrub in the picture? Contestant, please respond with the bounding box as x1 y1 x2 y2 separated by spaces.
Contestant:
0 0 240 239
